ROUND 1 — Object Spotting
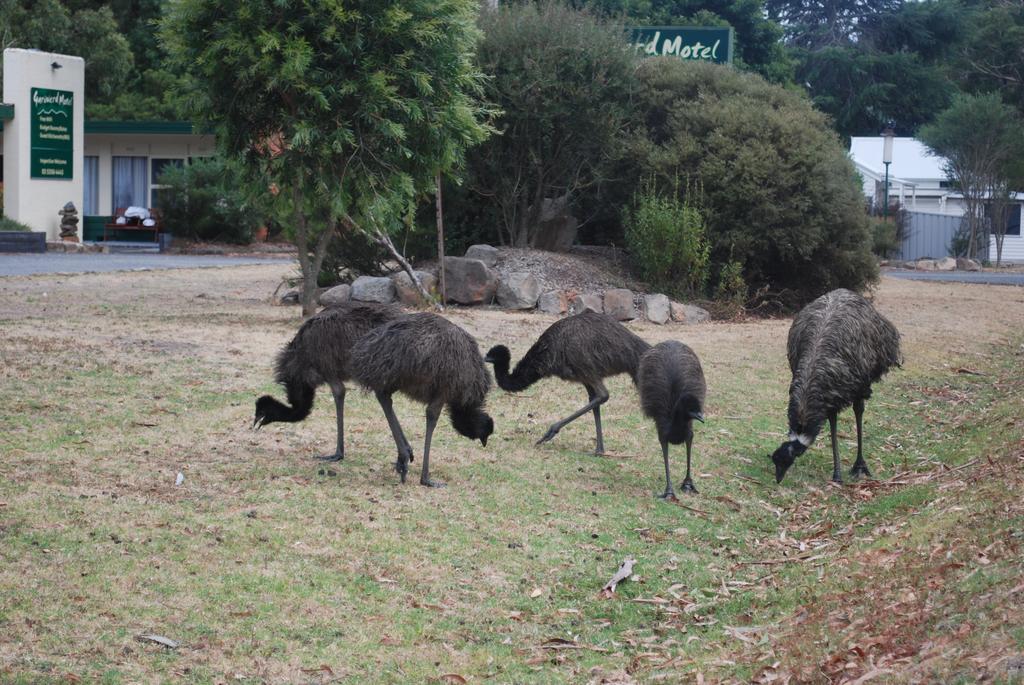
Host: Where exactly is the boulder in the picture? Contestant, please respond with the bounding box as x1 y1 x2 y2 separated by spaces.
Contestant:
670 301 710 324
351 275 397 303
569 292 603 315
915 259 938 271
936 257 957 271
391 270 437 306
538 290 569 316
318 284 352 307
956 257 981 272
643 293 671 324
464 244 499 267
278 288 300 306
531 195 578 252
603 288 636 321
443 256 498 305
497 272 541 310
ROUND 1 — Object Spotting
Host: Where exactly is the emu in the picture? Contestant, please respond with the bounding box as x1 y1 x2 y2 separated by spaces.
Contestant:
349 312 494 487
484 310 651 453
638 341 706 498
771 288 901 484
253 302 401 462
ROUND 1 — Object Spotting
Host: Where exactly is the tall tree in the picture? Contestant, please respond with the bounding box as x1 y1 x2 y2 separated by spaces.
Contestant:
956 0 1024 114
163 0 492 315
919 93 1024 260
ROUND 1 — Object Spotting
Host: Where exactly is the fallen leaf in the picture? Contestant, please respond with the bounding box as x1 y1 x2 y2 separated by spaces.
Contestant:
135 634 179 649
530 587 544 598
299 665 334 676
439 675 467 684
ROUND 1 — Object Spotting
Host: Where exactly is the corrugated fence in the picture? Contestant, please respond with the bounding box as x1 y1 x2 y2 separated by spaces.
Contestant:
895 211 988 261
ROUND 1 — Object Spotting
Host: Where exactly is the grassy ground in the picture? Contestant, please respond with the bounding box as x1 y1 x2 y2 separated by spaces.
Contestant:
0 266 1022 684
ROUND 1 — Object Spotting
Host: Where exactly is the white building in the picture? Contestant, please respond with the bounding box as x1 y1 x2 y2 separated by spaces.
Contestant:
1 48 213 241
850 136 1024 263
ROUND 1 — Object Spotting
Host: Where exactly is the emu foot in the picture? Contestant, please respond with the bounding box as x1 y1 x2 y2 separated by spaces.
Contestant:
831 473 844 485
314 453 343 463
395 456 410 483
680 478 699 495
850 463 872 479
420 478 446 488
658 489 677 500
536 426 560 446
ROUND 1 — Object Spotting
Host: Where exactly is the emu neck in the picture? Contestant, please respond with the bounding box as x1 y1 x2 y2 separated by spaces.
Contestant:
279 380 315 422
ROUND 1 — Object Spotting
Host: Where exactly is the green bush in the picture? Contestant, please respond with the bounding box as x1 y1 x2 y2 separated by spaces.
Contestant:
871 219 899 258
623 183 709 296
0 216 33 232
157 157 264 244
317 229 392 287
714 259 747 316
614 59 877 308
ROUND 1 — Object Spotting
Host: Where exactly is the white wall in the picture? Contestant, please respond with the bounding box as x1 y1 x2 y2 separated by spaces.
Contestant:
990 206 1024 264
2 48 85 239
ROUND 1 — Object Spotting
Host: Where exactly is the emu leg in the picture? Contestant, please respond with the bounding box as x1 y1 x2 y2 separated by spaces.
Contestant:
586 384 606 454
680 435 698 494
657 437 675 499
829 411 842 484
537 383 609 452
375 391 414 483
419 399 446 488
315 383 346 462
849 398 872 479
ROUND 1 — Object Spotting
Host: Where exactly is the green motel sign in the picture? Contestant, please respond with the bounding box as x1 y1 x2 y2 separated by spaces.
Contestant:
30 87 74 179
631 27 734 65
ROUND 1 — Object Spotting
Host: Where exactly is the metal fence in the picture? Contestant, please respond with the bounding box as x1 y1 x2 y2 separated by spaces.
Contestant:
895 211 988 261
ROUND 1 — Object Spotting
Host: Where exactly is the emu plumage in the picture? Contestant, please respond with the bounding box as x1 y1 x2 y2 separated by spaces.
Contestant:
772 289 901 484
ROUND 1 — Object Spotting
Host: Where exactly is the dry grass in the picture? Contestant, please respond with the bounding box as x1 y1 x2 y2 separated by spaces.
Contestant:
1 266 1022 684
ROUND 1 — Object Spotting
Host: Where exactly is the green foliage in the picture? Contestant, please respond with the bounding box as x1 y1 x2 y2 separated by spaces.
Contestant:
156 158 264 244
714 259 746 315
317 230 392 287
620 59 877 308
578 0 792 83
957 2 1024 113
623 182 709 296
163 0 492 314
870 218 899 258
469 2 637 247
0 216 33 232
0 0 135 103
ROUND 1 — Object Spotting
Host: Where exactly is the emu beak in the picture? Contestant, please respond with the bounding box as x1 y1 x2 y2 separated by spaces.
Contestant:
691 412 705 423
252 416 263 430
483 353 495 363
480 435 488 447
774 462 788 484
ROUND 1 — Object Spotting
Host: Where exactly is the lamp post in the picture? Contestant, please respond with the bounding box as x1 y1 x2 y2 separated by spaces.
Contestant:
881 122 895 220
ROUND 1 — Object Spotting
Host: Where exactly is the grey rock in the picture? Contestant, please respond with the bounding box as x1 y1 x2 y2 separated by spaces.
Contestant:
956 257 981 272
391 270 437 306
643 293 671 324
318 284 352 307
279 288 301 305
936 256 957 271
464 244 499 267
569 292 603 315
916 259 938 271
351 275 397 303
538 290 569 315
603 288 636 321
443 256 498 305
671 303 710 324
497 272 541 310
531 195 578 252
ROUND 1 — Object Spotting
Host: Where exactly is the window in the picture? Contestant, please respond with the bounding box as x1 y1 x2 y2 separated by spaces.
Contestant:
83 156 99 215
1008 205 1022 236
112 156 148 209
150 158 184 208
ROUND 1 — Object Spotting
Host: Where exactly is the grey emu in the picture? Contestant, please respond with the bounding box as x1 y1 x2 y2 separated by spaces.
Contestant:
253 302 401 461
349 312 494 487
638 341 706 498
771 288 901 484
484 310 651 453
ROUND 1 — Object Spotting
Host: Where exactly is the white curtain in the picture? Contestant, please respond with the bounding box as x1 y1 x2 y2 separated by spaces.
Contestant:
112 156 147 209
83 156 99 215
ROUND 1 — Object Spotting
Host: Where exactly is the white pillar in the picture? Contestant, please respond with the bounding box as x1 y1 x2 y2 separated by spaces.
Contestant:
2 48 85 240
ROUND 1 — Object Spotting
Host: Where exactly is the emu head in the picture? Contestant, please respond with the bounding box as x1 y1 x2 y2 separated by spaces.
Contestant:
770 440 807 483
253 395 286 429
451 405 494 447
483 345 511 370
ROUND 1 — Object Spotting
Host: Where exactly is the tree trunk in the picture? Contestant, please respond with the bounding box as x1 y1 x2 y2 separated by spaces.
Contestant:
435 172 447 304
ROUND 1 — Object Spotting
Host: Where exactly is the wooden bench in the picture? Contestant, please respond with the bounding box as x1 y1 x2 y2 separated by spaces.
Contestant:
104 207 163 242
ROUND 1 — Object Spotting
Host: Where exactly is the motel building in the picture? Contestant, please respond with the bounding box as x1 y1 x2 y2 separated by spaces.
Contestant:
1 48 213 243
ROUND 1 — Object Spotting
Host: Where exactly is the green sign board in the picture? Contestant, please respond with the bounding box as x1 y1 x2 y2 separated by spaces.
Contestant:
631 27 734 64
30 87 74 179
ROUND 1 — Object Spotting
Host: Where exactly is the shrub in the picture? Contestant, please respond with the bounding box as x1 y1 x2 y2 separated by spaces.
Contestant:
317 229 392 287
623 182 709 295
870 219 900 258
0 216 32 232
467 2 637 247
615 59 877 308
714 259 747 317
157 157 264 244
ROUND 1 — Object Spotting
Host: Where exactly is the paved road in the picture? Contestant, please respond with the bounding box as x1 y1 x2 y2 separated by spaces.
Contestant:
885 269 1024 286
0 252 288 277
